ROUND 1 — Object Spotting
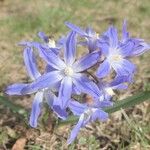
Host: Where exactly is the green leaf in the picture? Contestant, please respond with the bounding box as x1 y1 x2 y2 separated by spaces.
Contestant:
104 91 150 113
0 95 28 117
58 91 150 126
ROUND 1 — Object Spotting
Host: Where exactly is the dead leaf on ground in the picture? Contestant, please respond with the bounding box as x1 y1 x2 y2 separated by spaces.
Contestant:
12 137 26 150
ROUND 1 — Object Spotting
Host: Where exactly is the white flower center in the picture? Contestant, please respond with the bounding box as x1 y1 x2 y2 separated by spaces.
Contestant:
48 39 56 48
64 66 74 76
99 95 104 102
105 87 115 96
108 54 122 62
96 33 99 39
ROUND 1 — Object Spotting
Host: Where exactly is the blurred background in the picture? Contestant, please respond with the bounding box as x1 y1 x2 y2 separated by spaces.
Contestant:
0 0 150 149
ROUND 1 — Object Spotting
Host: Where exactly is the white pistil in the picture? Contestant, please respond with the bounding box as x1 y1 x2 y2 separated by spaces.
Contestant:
64 66 74 76
108 54 123 62
96 33 99 39
48 39 56 48
111 54 122 61
105 87 115 96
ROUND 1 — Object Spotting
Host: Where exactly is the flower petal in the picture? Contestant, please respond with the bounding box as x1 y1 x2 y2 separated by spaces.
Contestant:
38 32 49 43
64 31 77 65
120 40 134 57
57 35 66 47
67 114 84 145
72 73 101 98
52 104 68 120
110 75 132 87
92 109 108 122
19 41 39 48
96 60 111 78
130 41 150 56
69 100 87 116
5 83 28 95
29 91 43 128
97 40 109 56
58 77 73 109
85 27 96 37
44 90 55 107
107 26 118 48
44 91 68 120
65 22 86 36
23 47 41 80
73 51 100 72
98 100 113 108
112 84 128 90
122 20 129 43
113 59 136 76
45 65 56 73
38 45 66 70
72 85 81 95
22 71 63 94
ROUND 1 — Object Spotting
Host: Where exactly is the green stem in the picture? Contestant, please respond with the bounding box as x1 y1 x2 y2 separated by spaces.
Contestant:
57 91 150 127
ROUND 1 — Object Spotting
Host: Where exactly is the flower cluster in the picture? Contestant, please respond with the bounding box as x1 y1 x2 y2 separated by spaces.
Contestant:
6 20 149 144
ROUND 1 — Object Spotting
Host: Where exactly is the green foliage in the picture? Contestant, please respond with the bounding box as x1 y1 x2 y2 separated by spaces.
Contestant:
68 135 100 149
105 91 150 114
121 109 150 149
0 96 27 117
0 126 17 146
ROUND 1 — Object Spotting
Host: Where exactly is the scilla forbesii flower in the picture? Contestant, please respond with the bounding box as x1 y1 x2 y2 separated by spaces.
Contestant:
19 31 64 55
5 20 150 144
65 22 99 52
96 20 150 78
23 31 101 110
67 75 131 144
67 100 110 144
6 47 67 127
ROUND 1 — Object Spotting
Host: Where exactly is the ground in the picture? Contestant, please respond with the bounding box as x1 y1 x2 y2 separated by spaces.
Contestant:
0 0 150 149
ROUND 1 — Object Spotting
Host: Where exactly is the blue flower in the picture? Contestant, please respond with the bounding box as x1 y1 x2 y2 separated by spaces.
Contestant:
5 20 149 144
66 76 132 144
5 47 67 127
67 100 109 144
97 21 150 78
95 75 132 104
65 22 99 52
81 75 130 108
19 31 63 55
23 31 101 110
38 31 65 53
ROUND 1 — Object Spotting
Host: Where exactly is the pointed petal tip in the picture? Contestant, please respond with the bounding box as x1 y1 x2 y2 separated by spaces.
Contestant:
5 87 10 95
67 139 72 145
64 21 70 25
5 83 28 96
18 41 28 46
52 105 68 120
29 121 37 128
37 31 49 43
29 92 43 129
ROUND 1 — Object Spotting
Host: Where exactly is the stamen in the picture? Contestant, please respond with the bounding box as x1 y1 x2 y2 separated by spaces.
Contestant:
48 39 56 48
109 54 123 62
105 87 115 96
64 67 74 76
96 33 99 39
